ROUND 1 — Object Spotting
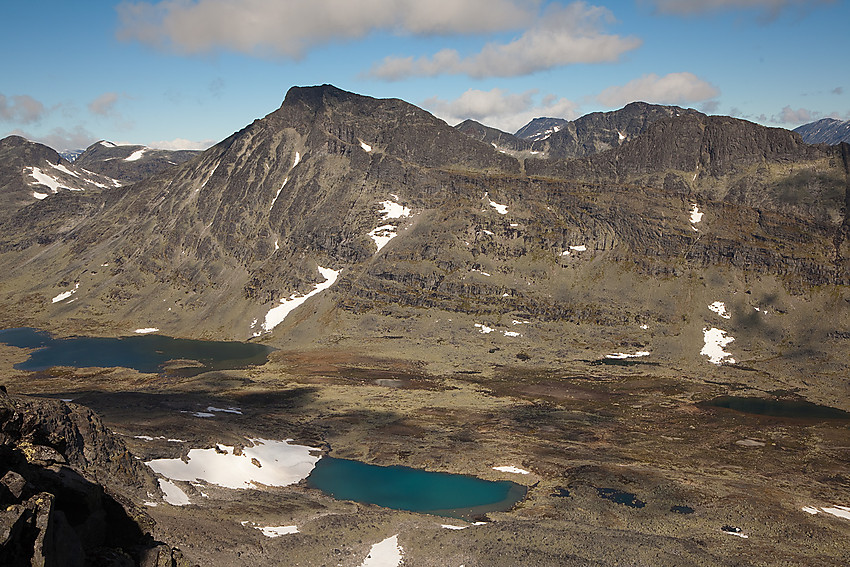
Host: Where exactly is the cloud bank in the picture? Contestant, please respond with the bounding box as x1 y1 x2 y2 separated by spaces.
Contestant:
0 94 46 124
647 0 834 17
424 88 578 133
117 0 537 57
596 72 719 107
370 3 641 79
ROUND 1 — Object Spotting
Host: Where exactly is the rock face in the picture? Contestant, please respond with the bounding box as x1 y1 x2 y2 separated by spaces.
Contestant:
0 136 120 223
74 142 202 185
0 387 177 566
794 117 850 145
454 120 531 152
527 102 703 159
514 117 570 142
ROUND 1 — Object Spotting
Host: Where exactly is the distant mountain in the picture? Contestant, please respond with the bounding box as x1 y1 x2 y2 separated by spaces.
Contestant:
514 117 570 142
454 119 532 153
0 135 121 222
74 141 202 184
794 118 850 145
58 148 84 162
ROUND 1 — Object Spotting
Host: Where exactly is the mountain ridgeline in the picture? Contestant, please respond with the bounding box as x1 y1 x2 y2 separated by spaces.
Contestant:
0 85 847 383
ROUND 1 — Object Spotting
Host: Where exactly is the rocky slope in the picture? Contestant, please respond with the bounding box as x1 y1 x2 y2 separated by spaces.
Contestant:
0 387 178 566
794 117 850 145
514 117 569 142
0 85 847 398
454 119 531 153
0 136 121 223
74 142 202 185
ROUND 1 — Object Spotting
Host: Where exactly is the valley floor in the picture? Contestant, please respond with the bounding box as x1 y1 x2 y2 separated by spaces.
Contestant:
1 344 848 566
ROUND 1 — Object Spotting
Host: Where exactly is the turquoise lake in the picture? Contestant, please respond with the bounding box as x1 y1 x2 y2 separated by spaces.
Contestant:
306 457 526 519
0 327 274 375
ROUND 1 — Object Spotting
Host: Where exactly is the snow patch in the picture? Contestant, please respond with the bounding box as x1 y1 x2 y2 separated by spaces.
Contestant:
700 327 735 365
359 535 403 567
379 200 411 220
360 140 372 152
51 283 79 303
441 524 468 530
474 323 494 334
488 197 508 215
270 178 287 210
570 245 587 252
369 225 397 252
293 151 301 167
493 465 530 474
802 506 820 515
689 204 704 225
618 131 626 142
605 351 650 359
158 479 190 506
100 141 116 148
708 301 731 319
503 331 521 337
33 191 48 200
261 266 340 332
146 438 321 489
124 148 147 162
821 506 850 520
28 167 66 193
134 328 159 334
207 406 242 415
255 525 299 537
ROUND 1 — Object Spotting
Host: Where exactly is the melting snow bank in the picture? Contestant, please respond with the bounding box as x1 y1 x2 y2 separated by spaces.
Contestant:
51 283 80 303
369 225 397 252
368 197 411 254
360 140 372 152
690 204 704 231
158 479 190 506
360 535 403 567
701 327 735 365
134 328 159 334
260 266 340 332
493 465 530 475
803 505 850 520
606 351 650 359
708 301 731 319
124 148 146 162
146 438 321 489
241 522 299 537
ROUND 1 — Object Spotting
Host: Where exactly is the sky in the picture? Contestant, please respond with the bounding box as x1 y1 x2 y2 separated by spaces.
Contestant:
1 0 847 151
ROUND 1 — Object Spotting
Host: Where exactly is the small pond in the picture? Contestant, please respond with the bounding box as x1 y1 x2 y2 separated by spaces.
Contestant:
306 457 526 519
702 396 850 420
0 327 274 375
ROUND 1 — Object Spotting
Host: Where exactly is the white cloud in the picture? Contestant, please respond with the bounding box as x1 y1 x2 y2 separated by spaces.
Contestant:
370 2 641 79
596 72 719 107
776 106 817 125
424 88 579 133
647 0 834 17
0 94 46 124
7 126 97 151
117 0 536 57
147 137 216 150
88 92 125 116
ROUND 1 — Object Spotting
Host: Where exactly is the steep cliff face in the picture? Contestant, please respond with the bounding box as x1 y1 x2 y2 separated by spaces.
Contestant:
0 388 175 566
528 102 702 159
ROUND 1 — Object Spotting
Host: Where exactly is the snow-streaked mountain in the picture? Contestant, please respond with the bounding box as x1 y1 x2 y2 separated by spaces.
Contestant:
0 135 122 222
0 85 847 388
74 141 202 184
794 118 850 145
514 117 570 142
58 148 85 162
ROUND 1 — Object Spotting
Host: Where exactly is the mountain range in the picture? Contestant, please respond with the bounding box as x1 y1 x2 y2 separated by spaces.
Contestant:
794 117 850 145
2 84 850 566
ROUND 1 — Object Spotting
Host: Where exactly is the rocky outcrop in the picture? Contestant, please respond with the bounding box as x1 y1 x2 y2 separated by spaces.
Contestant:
0 387 179 566
455 120 531 152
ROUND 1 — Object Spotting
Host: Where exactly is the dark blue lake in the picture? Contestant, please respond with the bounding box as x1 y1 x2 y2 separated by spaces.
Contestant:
306 457 526 519
702 396 850 420
0 328 274 375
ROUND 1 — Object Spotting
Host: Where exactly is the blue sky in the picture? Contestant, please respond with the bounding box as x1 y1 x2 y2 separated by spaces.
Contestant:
1 0 847 151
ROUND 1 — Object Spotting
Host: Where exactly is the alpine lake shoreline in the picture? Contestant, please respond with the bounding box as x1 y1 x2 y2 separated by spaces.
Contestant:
1 325 848 566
